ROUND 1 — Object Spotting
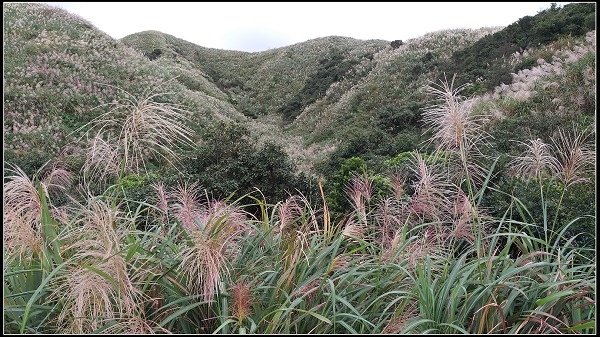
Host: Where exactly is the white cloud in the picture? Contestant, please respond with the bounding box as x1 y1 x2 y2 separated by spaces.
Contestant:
45 2 571 52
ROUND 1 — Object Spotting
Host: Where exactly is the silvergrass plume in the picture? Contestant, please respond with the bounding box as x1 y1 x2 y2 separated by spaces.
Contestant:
346 172 373 224
278 195 303 232
408 152 453 222
423 74 490 156
175 184 250 302
151 182 170 226
510 138 558 181
374 197 406 249
52 197 142 333
78 80 195 180
550 126 595 187
172 181 202 232
3 165 43 257
230 282 253 322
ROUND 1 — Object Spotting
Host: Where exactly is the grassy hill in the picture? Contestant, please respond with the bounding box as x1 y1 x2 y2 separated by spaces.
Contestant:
119 3 596 177
121 32 393 169
3 3 596 335
4 2 595 181
3 3 243 175
122 32 388 119
441 2 596 94
122 28 501 172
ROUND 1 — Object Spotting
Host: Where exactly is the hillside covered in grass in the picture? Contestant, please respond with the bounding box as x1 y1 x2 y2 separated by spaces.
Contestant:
3 2 597 334
3 4 252 183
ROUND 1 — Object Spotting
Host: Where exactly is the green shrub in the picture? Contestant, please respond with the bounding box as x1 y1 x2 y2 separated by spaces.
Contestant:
185 122 317 208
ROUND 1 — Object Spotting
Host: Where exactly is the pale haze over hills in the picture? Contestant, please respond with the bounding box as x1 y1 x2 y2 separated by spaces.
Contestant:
47 1 570 52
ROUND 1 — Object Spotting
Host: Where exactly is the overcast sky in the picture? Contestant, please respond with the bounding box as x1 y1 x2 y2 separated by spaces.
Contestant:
46 2 571 52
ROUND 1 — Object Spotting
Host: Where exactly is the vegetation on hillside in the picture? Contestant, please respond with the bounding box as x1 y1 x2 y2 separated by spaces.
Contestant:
4 76 595 333
440 2 596 94
3 2 596 334
3 3 243 177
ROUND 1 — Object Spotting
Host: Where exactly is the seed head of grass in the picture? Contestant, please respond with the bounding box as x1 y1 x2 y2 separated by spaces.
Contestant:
510 138 558 181
178 233 227 302
390 172 406 200
374 197 407 249
550 126 595 187
450 189 476 243
54 265 118 333
174 184 250 302
407 152 453 222
3 165 43 257
342 220 367 241
423 74 490 155
52 197 142 333
82 133 120 183
150 182 170 225
346 172 373 224
171 182 202 232
78 81 196 179
230 282 253 322
278 195 303 233
40 162 74 195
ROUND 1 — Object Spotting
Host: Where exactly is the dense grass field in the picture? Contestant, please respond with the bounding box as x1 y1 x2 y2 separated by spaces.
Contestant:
4 77 596 333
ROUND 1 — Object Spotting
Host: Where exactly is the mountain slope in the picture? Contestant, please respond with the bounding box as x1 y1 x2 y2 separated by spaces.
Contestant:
122 28 498 171
441 2 596 94
4 2 595 178
122 31 389 119
3 3 243 173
